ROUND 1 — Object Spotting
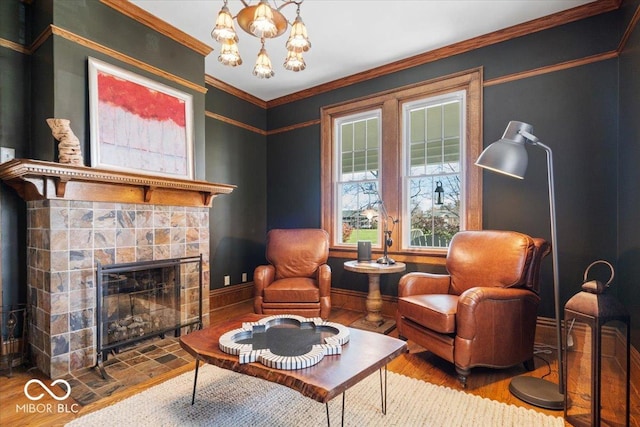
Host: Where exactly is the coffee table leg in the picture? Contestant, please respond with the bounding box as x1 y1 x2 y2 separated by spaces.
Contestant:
191 356 200 405
325 367 387 426
324 391 346 427
379 365 387 415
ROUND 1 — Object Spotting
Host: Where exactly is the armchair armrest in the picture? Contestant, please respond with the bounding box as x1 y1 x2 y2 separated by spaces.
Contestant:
398 272 451 297
253 264 275 314
317 264 331 297
456 286 540 339
254 265 275 294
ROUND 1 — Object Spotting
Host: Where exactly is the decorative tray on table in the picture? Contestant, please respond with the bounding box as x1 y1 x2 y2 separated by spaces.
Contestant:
218 315 350 370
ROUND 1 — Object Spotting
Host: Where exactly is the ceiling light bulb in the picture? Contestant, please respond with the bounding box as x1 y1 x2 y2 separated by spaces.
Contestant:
250 1 278 38
218 41 242 67
211 5 238 43
253 45 274 79
286 15 311 53
283 50 306 72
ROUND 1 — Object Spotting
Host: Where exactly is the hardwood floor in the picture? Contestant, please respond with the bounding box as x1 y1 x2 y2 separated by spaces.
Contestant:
1 301 638 426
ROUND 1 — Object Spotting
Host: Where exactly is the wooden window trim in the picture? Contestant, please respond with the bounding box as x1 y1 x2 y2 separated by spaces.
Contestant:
321 68 483 263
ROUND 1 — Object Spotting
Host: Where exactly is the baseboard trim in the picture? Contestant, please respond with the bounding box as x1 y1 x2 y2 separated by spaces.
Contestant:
330 288 398 318
537 315 639 394
209 282 254 310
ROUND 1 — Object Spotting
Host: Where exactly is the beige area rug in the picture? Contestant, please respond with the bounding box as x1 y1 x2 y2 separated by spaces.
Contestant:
66 364 564 427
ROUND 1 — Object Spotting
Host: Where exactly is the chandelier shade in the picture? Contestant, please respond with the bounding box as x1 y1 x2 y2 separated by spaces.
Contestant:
218 41 242 66
211 5 238 43
253 42 275 78
212 0 311 78
286 15 311 52
248 1 279 38
283 50 305 71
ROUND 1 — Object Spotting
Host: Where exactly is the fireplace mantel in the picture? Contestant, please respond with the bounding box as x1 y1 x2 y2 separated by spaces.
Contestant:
0 159 235 207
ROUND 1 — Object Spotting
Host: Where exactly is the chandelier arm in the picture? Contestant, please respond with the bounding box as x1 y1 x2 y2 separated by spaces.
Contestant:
276 1 303 12
278 1 303 25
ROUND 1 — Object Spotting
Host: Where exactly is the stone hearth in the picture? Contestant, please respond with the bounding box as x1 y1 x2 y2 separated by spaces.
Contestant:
0 159 234 378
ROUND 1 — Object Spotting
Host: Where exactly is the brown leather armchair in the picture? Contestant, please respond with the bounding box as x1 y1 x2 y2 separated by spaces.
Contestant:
254 229 331 319
396 230 550 387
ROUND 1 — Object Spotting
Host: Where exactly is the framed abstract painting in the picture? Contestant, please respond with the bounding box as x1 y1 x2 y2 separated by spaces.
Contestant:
88 57 194 179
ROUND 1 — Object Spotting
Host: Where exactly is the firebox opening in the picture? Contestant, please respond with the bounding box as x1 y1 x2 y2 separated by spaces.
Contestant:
95 255 202 378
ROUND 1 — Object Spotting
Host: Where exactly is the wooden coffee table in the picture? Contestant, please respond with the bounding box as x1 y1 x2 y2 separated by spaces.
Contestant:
180 314 407 425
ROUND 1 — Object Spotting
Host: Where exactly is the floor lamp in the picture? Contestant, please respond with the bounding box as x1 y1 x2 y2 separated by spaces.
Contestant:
475 121 564 410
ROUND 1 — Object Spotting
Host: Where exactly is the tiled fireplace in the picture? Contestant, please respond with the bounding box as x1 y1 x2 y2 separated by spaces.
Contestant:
0 159 234 378
27 200 210 378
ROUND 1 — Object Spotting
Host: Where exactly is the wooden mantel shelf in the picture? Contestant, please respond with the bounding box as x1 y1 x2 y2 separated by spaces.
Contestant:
0 159 235 207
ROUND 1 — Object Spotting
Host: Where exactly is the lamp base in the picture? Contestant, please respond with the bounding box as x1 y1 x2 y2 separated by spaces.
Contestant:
376 256 395 265
509 376 564 410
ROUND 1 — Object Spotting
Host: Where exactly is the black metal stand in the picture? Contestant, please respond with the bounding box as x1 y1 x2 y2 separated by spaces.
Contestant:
376 231 395 265
190 356 201 405
509 376 564 410
325 365 388 426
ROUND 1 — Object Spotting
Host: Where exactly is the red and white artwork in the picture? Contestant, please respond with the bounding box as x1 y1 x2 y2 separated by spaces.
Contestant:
89 58 193 179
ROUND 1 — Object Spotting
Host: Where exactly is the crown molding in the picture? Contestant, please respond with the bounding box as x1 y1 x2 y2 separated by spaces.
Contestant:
205 75 267 109
49 25 207 94
100 0 213 56
264 0 621 108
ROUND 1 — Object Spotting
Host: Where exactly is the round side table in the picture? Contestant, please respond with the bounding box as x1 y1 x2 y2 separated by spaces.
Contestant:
343 260 406 334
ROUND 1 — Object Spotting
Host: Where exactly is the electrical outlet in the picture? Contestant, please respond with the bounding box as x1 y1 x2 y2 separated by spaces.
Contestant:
0 147 15 163
242 272 247 282
224 275 230 286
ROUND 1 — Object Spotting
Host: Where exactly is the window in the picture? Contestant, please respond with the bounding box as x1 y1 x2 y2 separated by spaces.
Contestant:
403 92 464 249
321 69 482 261
335 110 382 245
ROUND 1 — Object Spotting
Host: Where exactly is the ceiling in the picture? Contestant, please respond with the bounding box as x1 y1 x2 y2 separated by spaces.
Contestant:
130 0 594 102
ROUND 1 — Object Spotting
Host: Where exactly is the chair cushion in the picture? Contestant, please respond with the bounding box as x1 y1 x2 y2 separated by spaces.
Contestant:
398 294 458 334
447 230 533 295
263 278 320 303
266 229 329 279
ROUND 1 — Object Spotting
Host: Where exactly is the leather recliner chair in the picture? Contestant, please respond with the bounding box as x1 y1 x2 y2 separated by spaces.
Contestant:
254 229 331 319
396 230 550 387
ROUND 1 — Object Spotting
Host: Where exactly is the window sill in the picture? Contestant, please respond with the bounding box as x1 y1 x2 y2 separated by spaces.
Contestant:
329 248 447 265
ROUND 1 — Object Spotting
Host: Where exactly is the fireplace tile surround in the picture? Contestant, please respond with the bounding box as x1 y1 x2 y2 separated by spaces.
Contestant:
27 200 211 378
0 159 235 379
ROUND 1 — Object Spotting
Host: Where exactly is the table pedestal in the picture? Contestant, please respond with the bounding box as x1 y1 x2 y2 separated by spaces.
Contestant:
343 260 406 334
350 273 396 334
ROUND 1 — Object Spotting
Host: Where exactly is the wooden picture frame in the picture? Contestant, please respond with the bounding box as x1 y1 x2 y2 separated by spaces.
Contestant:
88 57 194 179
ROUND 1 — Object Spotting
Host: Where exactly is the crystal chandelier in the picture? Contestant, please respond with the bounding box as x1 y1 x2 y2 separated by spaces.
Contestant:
211 0 311 79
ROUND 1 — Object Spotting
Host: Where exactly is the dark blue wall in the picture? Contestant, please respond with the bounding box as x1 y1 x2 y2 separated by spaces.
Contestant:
205 86 267 287
263 6 639 346
618 0 640 346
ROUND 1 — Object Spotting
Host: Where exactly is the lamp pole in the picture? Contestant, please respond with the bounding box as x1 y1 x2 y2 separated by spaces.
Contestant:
538 140 564 394
476 121 564 409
